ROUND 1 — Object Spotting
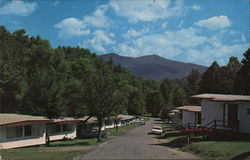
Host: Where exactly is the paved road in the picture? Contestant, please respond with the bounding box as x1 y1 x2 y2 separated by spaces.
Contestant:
74 118 197 160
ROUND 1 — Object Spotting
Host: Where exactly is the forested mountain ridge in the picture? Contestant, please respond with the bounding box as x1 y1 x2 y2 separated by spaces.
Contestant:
100 53 207 80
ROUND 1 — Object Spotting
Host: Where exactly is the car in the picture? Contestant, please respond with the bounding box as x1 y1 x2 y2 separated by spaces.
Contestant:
151 126 163 135
78 128 109 138
139 121 145 125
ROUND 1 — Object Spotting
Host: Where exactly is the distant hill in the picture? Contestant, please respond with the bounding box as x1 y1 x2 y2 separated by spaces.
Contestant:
100 53 207 81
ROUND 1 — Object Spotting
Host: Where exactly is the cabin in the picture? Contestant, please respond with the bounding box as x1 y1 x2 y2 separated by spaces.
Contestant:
47 117 80 141
168 110 181 128
192 94 250 133
118 114 135 126
0 113 51 149
176 106 201 128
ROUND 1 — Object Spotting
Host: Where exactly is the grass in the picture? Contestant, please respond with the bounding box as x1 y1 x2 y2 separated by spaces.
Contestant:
0 140 91 160
183 141 250 160
160 123 250 160
108 122 140 137
0 123 140 160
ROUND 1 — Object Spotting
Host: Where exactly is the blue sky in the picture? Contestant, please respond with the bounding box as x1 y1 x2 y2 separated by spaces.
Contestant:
0 0 249 66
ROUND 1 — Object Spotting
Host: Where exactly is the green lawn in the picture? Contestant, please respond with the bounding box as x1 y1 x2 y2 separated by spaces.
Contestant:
108 122 140 137
183 141 250 160
0 139 94 160
0 123 140 160
160 123 250 160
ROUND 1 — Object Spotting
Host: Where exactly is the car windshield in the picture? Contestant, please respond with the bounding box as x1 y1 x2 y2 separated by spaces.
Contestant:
153 127 161 130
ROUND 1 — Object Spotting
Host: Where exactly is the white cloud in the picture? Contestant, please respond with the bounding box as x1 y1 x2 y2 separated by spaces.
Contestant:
109 0 187 23
195 15 231 30
55 4 111 38
123 28 149 39
186 43 249 66
0 1 38 16
115 27 206 59
113 43 140 57
83 4 110 28
164 28 207 48
85 30 116 53
54 18 90 38
191 4 202 10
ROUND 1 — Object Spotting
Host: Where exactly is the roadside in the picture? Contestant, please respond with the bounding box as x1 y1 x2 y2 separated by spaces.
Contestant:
0 122 140 160
159 123 250 160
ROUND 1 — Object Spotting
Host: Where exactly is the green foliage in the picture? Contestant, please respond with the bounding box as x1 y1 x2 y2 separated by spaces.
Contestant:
235 48 250 95
146 91 164 117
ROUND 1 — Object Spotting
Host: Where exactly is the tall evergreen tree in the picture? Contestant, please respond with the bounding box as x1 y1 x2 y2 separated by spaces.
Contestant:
235 48 250 94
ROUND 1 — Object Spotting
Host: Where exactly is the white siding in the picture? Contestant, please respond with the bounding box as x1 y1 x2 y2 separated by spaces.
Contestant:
182 111 195 126
48 124 77 141
201 100 225 129
238 102 250 133
201 100 250 133
0 124 46 149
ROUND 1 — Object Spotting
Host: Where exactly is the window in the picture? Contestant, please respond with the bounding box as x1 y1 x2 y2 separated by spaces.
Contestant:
62 124 71 132
24 125 32 136
56 125 61 132
32 126 39 136
7 127 15 138
15 126 23 137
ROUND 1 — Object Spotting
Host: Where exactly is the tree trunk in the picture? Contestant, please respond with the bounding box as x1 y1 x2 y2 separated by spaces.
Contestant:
97 117 102 142
45 129 50 147
115 115 118 132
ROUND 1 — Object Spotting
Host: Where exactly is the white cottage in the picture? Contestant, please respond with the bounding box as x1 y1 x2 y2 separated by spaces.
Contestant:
0 113 51 149
176 106 201 127
192 94 250 133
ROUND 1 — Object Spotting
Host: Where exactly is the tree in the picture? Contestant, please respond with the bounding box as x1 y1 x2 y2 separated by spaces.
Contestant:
186 69 201 97
145 91 164 117
235 48 250 94
199 61 221 93
85 59 119 141
219 57 241 94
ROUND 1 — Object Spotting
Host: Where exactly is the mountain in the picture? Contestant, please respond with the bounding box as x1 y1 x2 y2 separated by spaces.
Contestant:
100 53 207 81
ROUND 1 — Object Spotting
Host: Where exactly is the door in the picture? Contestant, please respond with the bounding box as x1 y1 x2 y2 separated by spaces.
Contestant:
195 112 201 125
224 104 238 128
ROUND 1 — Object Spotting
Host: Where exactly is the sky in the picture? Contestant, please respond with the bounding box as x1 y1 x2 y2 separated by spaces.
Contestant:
0 0 249 66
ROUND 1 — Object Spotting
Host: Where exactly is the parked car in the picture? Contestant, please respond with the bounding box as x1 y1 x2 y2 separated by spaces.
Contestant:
79 127 109 138
139 121 145 125
151 126 163 135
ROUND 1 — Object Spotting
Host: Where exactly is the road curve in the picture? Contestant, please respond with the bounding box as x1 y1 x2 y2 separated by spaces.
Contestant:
74 118 197 160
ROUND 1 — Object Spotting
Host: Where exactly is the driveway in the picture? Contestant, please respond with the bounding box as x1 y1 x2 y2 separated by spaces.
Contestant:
74 118 197 159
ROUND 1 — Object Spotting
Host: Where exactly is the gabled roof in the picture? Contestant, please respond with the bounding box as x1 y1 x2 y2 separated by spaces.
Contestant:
0 113 51 127
191 94 250 102
176 106 201 112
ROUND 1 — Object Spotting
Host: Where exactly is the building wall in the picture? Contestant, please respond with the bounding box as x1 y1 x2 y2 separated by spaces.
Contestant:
0 124 46 149
170 113 181 128
238 102 250 133
48 124 77 141
182 111 195 126
201 100 225 129
201 100 250 133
